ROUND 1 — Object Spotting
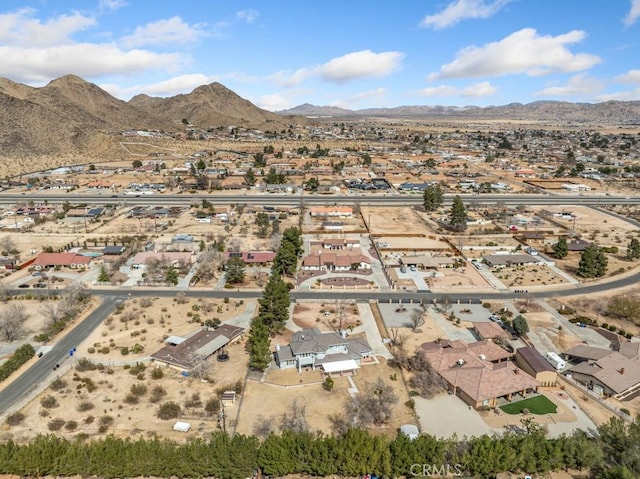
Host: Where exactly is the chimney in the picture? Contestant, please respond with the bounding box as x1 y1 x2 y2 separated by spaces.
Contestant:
619 368 625 375
514 368 520 374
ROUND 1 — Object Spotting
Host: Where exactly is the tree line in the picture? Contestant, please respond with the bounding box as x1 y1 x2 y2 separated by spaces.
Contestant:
1 416 638 478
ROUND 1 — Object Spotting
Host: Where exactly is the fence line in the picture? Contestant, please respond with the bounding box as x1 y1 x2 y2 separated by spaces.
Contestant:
559 375 634 423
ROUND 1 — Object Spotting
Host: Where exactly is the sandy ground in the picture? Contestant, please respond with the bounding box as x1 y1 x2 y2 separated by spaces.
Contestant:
362 206 435 236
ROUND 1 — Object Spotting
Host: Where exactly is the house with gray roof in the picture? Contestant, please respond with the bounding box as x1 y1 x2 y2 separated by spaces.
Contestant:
274 327 372 374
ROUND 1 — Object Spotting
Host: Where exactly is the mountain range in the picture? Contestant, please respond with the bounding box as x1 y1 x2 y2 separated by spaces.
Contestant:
1 74 639 159
278 101 640 123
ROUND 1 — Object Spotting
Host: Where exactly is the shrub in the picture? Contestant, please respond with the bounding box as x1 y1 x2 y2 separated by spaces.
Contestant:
0 344 35 382
124 394 140 405
50 378 67 391
149 385 167 403
33 333 50 343
204 398 220 416
184 392 202 408
120 346 129 355
157 401 181 420
151 367 164 380
76 358 97 372
128 363 146 376
77 401 94 412
5 412 26 426
48 418 65 431
41 395 59 409
65 420 78 431
100 415 114 427
84 415 94 424
130 383 147 396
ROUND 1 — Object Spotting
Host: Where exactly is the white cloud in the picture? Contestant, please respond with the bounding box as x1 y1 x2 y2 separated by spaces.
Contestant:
418 81 496 97
623 0 640 26
99 0 127 12
120 16 207 48
429 28 600 80
534 74 604 97
269 50 404 87
615 69 640 83
0 44 185 84
420 0 510 29
0 8 96 47
236 9 259 23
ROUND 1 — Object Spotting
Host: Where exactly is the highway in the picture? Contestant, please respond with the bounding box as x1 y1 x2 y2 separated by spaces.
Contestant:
0 192 638 207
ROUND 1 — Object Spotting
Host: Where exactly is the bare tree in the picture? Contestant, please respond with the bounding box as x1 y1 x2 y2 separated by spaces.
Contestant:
344 377 398 428
0 303 28 341
175 291 188 304
227 238 242 253
280 398 309 433
253 414 275 438
0 281 10 303
187 353 211 380
410 308 424 331
0 236 19 256
196 250 223 282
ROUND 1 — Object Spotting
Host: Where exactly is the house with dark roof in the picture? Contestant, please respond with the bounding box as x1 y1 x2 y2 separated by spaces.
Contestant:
515 347 557 386
483 253 540 267
274 327 372 374
150 324 244 371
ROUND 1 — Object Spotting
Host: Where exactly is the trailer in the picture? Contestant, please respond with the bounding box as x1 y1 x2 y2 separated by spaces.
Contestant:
545 352 566 370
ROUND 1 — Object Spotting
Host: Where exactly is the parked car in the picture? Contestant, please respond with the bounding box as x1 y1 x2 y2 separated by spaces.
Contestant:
17 283 30 288
33 283 47 288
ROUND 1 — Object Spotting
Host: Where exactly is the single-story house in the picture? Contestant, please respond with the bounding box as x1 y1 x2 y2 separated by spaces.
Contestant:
474 322 509 341
309 206 353 218
103 245 126 256
302 251 370 271
131 251 194 269
151 324 245 371
421 340 537 409
520 232 546 245
515 347 558 386
225 251 276 264
274 327 372 373
483 253 540 267
314 238 360 250
400 255 457 269
33 252 93 270
563 344 640 399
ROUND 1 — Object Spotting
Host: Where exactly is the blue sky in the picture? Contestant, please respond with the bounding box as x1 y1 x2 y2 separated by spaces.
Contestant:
0 0 639 110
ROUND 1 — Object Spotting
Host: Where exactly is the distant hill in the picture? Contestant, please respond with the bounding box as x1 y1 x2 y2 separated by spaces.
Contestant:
279 100 640 123
0 75 296 158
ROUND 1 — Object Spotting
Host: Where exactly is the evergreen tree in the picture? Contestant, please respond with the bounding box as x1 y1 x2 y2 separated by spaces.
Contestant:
243 168 256 186
281 227 303 257
225 257 246 284
165 266 179 285
97 266 110 283
272 241 297 276
257 275 290 333
627 238 640 260
578 244 608 278
512 314 529 337
422 184 444 212
247 318 272 371
553 237 569 258
448 195 467 231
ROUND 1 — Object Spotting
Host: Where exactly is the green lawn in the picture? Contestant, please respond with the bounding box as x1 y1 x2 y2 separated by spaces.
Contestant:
500 395 558 415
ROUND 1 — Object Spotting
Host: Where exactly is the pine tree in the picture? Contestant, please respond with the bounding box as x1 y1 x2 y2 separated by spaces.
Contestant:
423 184 444 212
247 318 271 371
257 275 291 333
627 238 640 260
97 266 110 283
448 195 467 232
553 237 569 258
512 314 529 337
578 244 608 278
225 257 246 284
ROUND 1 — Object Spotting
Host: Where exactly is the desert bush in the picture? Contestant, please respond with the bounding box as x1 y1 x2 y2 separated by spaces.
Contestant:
124 394 140 405
149 385 167 403
151 367 164 380
77 401 94 412
84 415 94 424
47 418 65 431
64 420 78 431
139 297 153 308
184 392 202 408
130 383 147 396
5 412 25 426
40 395 59 409
75 358 97 372
100 415 114 427
50 378 67 391
128 363 146 376
157 401 181 420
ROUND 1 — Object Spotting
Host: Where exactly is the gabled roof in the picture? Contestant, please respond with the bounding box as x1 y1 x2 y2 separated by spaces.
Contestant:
34 252 92 267
516 347 555 373
564 344 612 361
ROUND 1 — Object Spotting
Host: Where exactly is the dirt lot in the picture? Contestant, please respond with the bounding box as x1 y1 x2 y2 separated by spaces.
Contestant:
235 358 415 437
292 301 362 331
1 296 253 443
492 263 570 288
362 206 436 236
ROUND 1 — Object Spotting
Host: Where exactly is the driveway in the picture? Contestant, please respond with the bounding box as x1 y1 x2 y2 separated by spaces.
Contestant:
427 306 477 342
415 394 501 438
394 267 430 291
355 303 393 359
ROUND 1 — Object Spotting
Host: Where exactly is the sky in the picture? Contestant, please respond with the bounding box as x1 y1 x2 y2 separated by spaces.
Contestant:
0 0 639 111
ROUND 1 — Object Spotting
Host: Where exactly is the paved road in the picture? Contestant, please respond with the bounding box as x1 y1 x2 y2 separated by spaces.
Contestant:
0 296 121 415
0 192 637 207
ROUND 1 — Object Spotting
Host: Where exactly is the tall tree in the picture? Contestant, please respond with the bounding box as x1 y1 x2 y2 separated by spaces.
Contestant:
578 244 608 278
247 318 271 371
243 168 256 186
423 184 444 212
257 275 290 333
225 257 246 285
627 238 640 260
553 237 569 259
448 195 467 232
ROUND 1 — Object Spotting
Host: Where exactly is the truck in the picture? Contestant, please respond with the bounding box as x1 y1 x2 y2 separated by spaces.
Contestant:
545 352 566 370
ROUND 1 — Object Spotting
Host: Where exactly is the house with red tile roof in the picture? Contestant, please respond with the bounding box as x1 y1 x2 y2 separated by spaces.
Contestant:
224 251 276 264
33 252 93 270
